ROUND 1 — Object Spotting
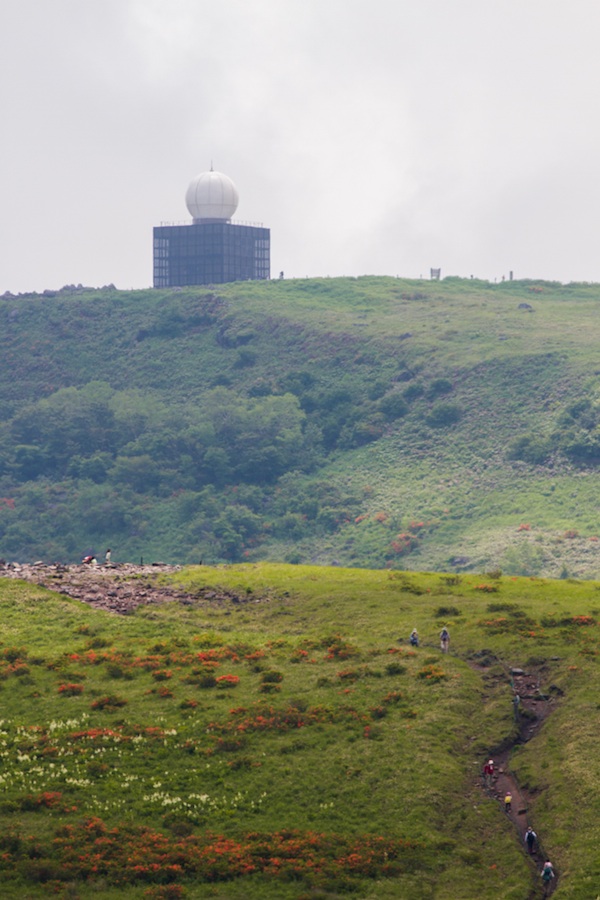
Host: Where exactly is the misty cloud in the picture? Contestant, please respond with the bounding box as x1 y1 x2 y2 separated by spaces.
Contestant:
1 0 600 292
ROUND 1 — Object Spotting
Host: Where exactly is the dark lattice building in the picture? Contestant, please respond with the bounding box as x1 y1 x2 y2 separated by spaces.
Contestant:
153 168 270 288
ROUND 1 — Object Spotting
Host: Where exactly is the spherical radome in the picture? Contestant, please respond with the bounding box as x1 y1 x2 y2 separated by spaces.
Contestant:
185 170 239 221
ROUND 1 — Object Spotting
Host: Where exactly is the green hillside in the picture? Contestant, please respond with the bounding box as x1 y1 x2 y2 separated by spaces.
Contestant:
0 563 598 898
1 276 600 574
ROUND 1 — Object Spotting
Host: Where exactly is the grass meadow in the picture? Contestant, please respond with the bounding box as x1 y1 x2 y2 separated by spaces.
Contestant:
0 564 597 897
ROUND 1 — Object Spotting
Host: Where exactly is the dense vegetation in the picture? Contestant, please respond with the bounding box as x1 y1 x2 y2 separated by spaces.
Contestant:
0 563 599 897
2 276 600 574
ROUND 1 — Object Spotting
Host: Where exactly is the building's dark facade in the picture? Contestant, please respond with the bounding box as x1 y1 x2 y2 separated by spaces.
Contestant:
153 222 270 288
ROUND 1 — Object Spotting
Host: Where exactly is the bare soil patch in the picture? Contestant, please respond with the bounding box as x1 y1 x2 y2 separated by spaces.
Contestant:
0 562 254 614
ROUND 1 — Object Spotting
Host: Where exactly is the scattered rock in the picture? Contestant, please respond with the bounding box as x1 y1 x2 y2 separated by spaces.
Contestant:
0 562 273 615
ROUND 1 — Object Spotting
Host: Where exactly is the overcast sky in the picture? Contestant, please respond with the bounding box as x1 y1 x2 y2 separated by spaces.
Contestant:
2 0 600 293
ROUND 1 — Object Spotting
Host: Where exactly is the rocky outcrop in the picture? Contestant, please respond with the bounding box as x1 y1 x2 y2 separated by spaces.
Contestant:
0 562 255 614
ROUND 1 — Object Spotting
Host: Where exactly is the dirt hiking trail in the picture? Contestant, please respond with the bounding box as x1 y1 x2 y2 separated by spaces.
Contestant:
475 659 559 898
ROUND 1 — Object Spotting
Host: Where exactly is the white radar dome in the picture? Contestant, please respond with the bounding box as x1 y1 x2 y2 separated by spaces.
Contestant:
185 169 239 222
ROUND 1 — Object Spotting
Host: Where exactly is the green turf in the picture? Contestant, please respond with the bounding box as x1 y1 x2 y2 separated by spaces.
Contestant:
0 564 596 896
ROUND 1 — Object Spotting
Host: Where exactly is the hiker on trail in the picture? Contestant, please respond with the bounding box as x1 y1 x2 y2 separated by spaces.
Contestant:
483 759 495 788
513 693 520 722
504 791 512 814
105 549 112 565
440 627 450 653
525 827 537 854
82 555 94 565
541 861 555 890
409 629 419 647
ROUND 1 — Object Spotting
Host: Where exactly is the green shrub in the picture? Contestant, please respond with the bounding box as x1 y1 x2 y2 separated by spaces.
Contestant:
434 606 460 617
487 602 524 615
506 434 551 465
402 382 425 401
427 402 461 427
106 664 133 680
260 670 284 684
378 392 409 420
427 378 453 398
233 348 257 368
385 663 406 676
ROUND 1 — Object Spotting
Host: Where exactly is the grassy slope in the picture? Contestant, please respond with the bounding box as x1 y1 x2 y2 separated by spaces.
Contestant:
292 278 600 575
0 565 597 896
2 276 600 572
239 277 600 575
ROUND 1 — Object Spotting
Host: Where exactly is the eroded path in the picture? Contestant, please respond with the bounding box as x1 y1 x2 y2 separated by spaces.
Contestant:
476 660 558 897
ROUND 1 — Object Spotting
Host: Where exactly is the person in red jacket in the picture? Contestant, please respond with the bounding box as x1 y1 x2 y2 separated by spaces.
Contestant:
483 759 494 788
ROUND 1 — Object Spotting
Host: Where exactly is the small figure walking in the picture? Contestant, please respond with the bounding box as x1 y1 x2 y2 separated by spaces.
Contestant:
541 861 554 893
524 827 537 854
440 627 450 653
504 791 512 814
105 549 112 565
513 693 520 722
483 759 495 788
409 629 419 647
